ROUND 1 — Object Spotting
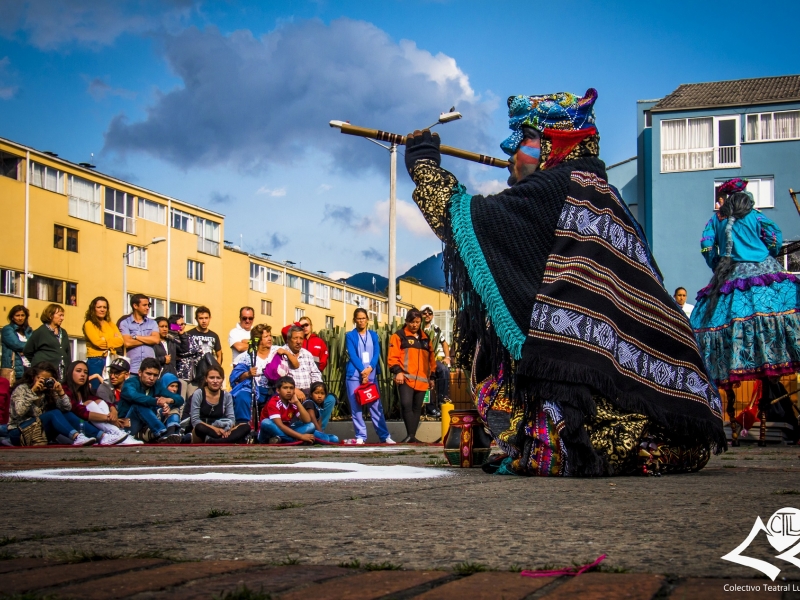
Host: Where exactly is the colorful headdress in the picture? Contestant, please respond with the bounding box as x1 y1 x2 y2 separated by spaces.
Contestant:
717 178 748 195
501 88 599 170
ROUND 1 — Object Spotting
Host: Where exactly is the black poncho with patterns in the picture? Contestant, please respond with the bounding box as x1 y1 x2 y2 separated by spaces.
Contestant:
410 156 726 475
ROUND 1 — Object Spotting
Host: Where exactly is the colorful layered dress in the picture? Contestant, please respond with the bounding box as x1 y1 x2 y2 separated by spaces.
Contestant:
690 208 800 388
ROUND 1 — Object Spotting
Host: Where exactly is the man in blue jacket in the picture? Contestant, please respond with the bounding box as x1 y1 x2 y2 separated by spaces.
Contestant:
118 357 183 443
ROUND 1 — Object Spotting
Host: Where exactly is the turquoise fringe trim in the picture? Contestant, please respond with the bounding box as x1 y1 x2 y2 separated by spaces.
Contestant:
449 184 526 360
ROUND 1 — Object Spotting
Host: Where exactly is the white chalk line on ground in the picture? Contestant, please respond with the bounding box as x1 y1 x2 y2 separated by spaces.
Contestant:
0 462 452 483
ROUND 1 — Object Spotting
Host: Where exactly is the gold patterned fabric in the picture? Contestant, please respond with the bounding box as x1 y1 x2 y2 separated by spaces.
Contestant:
539 133 600 171
410 159 458 240
586 397 648 475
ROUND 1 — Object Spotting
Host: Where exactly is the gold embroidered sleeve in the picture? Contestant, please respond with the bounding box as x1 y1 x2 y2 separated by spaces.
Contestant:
410 159 459 239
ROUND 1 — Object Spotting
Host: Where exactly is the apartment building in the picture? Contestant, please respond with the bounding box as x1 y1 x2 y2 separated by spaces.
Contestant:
0 135 450 366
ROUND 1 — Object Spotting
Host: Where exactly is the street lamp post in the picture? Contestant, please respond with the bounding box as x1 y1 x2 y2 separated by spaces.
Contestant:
122 237 165 314
283 260 296 325
342 109 461 326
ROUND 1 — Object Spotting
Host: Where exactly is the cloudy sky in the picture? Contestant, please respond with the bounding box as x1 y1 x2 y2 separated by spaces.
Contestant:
1 0 798 277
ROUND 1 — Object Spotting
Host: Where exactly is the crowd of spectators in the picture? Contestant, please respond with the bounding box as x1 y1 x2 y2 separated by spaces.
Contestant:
0 295 452 447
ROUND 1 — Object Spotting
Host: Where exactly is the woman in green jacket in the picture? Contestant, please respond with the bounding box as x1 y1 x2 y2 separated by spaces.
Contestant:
23 304 71 380
1 305 33 380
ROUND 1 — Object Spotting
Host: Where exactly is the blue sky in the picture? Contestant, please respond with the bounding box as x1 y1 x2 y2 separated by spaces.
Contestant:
2 0 798 278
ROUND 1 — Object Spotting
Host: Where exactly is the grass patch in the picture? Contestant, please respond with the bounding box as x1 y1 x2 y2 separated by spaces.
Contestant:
363 561 402 571
207 508 232 518
723 465 736 468
508 564 522 572
720 457 736 460
338 558 361 569
395 450 417 455
58 457 97 462
773 488 800 495
212 584 272 600
52 549 120 563
271 502 304 511
591 563 629 573
453 561 487 575
0 536 17 547
427 457 447 466
274 555 300 565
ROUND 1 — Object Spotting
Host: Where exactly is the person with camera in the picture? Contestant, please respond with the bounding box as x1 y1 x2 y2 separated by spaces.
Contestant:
63 360 132 445
8 362 96 446
23 304 71 381
154 317 179 377
82 296 124 393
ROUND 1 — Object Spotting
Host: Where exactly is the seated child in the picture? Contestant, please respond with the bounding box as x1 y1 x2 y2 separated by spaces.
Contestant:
302 382 339 443
258 376 316 444
118 358 183 443
154 373 184 438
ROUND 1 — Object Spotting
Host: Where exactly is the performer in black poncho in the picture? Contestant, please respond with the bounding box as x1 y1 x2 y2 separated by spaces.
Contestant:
404 89 726 476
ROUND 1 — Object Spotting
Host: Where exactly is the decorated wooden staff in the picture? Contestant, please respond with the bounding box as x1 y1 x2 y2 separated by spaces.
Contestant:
329 121 510 169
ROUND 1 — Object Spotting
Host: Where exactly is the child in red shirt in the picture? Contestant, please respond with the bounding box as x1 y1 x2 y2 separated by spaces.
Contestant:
258 376 315 444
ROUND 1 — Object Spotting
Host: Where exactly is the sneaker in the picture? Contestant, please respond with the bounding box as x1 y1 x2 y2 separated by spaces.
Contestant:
343 438 365 445
382 436 397 445
117 436 144 445
157 432 183 444
267 436 282 445
99 430 128 446
72 433 96 446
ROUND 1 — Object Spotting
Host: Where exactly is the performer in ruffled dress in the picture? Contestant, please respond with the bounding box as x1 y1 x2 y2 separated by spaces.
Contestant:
404 89 725 476
691 178 800 445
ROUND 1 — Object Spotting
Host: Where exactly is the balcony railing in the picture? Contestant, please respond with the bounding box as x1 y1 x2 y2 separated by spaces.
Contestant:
197 237 220 257
717 145 738 166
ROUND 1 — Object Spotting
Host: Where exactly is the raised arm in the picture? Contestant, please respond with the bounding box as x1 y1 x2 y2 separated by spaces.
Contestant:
700 217 719 270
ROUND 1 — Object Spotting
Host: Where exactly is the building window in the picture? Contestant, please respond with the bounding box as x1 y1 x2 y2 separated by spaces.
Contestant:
170 301 198 325
643 110 652 128
368 297 385 318
331 287 343 301
300 278 314 305
260 299 272 316
294 308 305 321
325 315 334 329
196 217 220 257
250 263 267 292
316 284 331 309
0 150 22 180
187 259 204 281
53 225 78 252
0 269 22 297
345 291 364 306
28 275 66 302
30 162 64 194
745 110 800 142
67 174 102 223
714 177 774 209
126 244 147 269
661 115 740 172
105 187 135 233
138 198 166 224
171 208 194 232
266 268 282 284
66 282 78 306
287 274 300 289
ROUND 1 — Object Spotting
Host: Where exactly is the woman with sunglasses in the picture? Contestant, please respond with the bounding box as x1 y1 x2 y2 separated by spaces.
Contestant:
298 317 329 373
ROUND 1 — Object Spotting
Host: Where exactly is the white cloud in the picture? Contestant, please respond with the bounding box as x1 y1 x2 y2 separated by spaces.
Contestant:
256 186 286 197
327 270 352 281
0 56 18 100
317 184 333 193
471 179 507 196
373 199 436 238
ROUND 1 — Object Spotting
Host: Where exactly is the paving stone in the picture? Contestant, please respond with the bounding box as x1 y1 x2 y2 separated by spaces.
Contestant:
413 572 556 599
0 557 59 574
540 573 664 600
0 559 166 594
279 569 449 600
669 578 783 599
55 560 257 599
144 565 352 599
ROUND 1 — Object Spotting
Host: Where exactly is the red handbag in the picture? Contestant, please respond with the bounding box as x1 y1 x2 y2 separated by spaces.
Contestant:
354 382 380 406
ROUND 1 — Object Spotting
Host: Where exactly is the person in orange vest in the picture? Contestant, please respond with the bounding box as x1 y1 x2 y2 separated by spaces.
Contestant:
388 308 437 443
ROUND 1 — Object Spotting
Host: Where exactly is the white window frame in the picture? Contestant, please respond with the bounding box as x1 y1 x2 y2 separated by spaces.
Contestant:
266 268 282 285
196 217 221 257
105 187 136 234
170 208 194 232
260 299 272 316
660 115 740 173
30 162 64 194
331 287 343 301
294 307 305 321
287 274 301 290
315 283 331 309
170 301 198 325
250 263 267 292
0 268 22 297
187 259 204 281
324 315 334 329
714 177 774 209
138 198 167 224
126 244 148 269
745 109 800 143
67 174 101 224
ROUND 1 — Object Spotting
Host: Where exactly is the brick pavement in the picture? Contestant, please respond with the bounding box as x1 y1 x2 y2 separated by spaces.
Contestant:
0 557 794 599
